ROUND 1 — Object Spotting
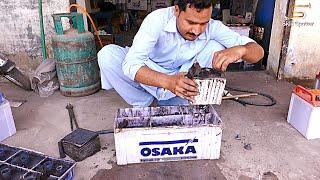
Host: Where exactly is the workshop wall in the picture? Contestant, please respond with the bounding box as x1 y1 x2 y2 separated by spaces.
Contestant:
0 0 69 70
268 0 320 80
282 0 320 80
267 0 288 76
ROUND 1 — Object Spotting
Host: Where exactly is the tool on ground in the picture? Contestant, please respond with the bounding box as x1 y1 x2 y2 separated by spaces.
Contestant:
224 86 276 106
222 93 258 100
7 99 27 108
58 103 101 162
66 103 79 131
0 53 31 91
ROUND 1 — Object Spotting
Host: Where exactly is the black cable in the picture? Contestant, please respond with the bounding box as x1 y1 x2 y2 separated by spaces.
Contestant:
96 130 114 134
225 86 277 107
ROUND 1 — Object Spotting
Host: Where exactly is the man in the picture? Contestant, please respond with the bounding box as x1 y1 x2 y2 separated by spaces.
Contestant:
98 0 264 107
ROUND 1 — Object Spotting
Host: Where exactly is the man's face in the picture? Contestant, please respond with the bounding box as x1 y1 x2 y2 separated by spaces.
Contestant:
175 4 212 41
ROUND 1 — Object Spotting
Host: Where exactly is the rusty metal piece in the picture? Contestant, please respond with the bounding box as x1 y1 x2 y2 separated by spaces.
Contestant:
66 103 79 131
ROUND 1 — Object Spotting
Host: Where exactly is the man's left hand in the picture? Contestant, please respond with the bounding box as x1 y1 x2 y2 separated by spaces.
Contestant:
212 45 246 72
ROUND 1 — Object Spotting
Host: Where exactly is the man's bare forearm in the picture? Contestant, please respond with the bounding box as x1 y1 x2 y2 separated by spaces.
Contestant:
242 42 264 63
134 66 199 101
134 66 171 90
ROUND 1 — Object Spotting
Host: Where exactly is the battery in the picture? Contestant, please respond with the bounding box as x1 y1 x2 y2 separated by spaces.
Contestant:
59 128 101 162
287 85 320 139
114 105 223 165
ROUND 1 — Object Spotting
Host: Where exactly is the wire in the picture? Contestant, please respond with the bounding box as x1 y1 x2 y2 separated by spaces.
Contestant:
96 130 114 135
225 86 277 107
69 4 103 49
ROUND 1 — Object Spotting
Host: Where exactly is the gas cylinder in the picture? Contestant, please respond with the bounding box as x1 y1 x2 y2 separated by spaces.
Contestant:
52 13 100 97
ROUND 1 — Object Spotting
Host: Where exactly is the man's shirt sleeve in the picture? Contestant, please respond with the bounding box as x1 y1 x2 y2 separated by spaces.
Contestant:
122 11 163 81
210 20 255 48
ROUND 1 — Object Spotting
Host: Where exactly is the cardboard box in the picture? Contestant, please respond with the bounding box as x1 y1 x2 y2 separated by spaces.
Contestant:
287 86 320 139
228 26 250 37
127 0 148 11
114 105 222 165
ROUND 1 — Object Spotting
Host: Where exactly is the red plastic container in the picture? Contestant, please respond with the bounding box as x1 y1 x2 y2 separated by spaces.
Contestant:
294 85 320 107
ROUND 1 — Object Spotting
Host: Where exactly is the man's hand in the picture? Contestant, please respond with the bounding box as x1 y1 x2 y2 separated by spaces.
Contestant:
213 42 264 72
167 73 199 102
213 46 245 72
135 67 199 102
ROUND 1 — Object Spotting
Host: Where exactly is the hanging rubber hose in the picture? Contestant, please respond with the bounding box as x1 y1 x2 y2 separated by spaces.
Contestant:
69 4 103 49
225 86 277 107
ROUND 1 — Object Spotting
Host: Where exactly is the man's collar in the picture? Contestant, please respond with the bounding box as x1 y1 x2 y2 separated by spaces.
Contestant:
164 16 177 33
198 32 207 40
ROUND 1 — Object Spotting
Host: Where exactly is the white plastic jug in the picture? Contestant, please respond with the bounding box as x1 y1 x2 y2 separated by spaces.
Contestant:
0 92 16 141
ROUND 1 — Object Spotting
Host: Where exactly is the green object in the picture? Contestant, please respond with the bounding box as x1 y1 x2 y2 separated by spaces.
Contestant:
53 13 85 35
52 13 100 97
38 0 47 59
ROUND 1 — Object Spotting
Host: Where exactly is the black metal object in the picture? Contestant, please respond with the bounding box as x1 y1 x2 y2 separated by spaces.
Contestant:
66 103 79 131
0 145 19 162
0 164 28 180
34 157 73 179
59 103 101 162
186 62 221 79
59 128 101 162
0 143 75 179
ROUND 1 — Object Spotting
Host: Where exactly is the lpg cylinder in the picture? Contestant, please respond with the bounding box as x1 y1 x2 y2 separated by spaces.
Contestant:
52 13 100 97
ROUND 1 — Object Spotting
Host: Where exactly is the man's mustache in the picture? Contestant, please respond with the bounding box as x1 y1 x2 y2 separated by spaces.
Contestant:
187 33 198 37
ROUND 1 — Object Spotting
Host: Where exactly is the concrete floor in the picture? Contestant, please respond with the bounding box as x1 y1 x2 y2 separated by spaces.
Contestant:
1 71 320 180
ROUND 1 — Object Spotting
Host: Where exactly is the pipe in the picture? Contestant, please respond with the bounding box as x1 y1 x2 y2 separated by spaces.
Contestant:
38 0 47 60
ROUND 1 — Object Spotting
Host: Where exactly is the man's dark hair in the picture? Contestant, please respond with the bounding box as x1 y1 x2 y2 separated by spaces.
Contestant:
177 0 214 11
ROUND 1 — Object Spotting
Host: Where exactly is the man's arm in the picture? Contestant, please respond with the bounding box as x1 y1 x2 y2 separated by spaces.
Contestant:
134 66 198 101
209 21 264 71
123 9 198 101
213 42 264 71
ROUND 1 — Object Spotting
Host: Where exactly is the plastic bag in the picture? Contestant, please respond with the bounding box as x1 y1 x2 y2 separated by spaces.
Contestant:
31 58 59 97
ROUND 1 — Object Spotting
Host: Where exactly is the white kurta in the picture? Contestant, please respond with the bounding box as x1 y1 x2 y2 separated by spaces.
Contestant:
98 6 254 107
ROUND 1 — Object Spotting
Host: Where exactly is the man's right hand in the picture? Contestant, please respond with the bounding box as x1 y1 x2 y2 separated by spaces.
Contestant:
135 66 199 102
167 73 199 102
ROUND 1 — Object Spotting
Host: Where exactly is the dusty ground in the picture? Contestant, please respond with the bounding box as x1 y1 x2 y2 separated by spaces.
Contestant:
1 71 320 180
